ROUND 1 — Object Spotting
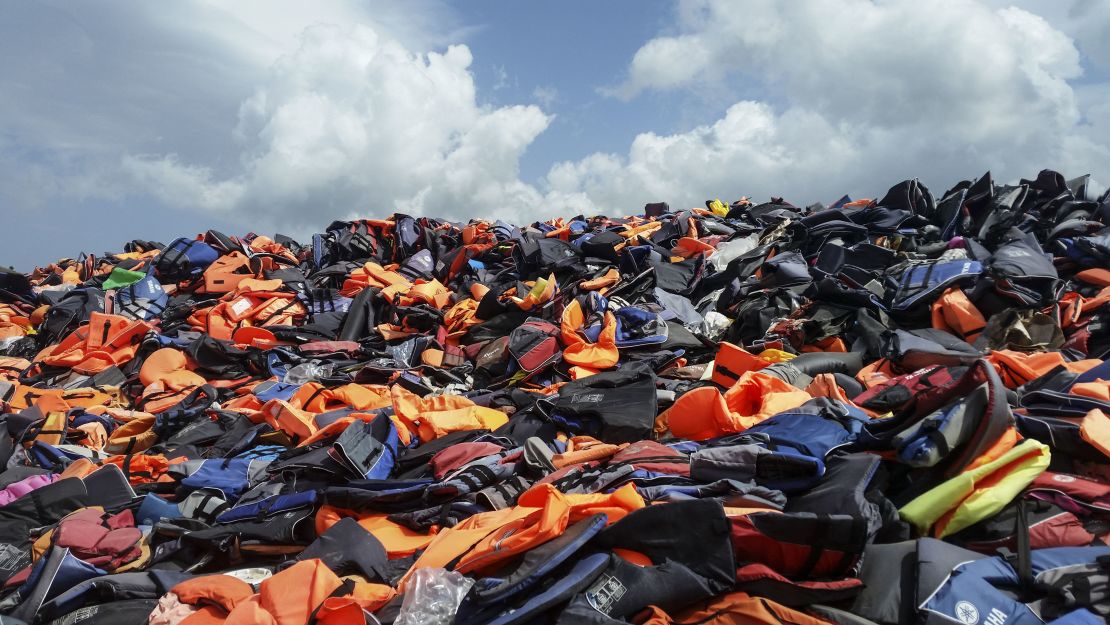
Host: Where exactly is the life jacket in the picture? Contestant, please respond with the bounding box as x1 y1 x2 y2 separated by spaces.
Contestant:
1077 408 1110 460
900 439 1051 538
949 494 1106 553
173 456 262 502
498 273 557 311
154 237 220 283
35 312 151 374
886 258 982 314
988 236 1061 307
27 506 142 573
146 384 219 440
189 289 305 341
290 381 391 413
339 261 409 297
104 452 174 485
854 364 961 413
390 385 507 444
931 287 986 342
113 271 169 321
729 511 868 590
35 287 105 346
556 499 736 621
0 472 56 506
402 484 582 587
100 408 157 454
275 412 399 481
455 513 609 625
658 372 812 441
859 360 1017 501
638 591 836 625
0 356 31 382
380 277 451 311
881 328 982 372
1028 471 1110 515
505 318 562 383
548 362 658 444
711 342 769 388
6 384 118 413
0 478 90 589
888 380 998 469
215 558 391 625
612 305 669 348
172 574 255 625
315 503 437 558
1 546 106 623
20 408 68 448
919 546 1110 625
0 304 31 340
561 294 618 369
989 350 1101 389
36 569 189 624
136 347 208 412
201 252 257 294
784 452 907 544
468 552 612 625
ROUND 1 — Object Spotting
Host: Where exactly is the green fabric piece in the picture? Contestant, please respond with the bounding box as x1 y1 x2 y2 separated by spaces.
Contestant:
102 267 146 290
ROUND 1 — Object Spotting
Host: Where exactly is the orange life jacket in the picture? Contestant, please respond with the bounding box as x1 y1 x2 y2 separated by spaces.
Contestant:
657 371 811 440
637 591 836 625
36 312 151 374
561 299 618 370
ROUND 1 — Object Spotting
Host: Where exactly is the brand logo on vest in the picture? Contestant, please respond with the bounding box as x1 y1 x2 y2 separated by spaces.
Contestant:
571 393 604 404
1053 474 1076 483
586 574 627 615
955 601 980 625
0 542 28 573
72 605 100 622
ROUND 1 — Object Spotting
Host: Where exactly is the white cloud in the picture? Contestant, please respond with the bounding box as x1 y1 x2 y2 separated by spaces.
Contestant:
7 0 1110 269
545 102 862 211
0 0 469 250
532 85 559 108
137 0 1110 232
492 64 512 91
556 0 1110 209
125 24 552 232
987 0 1110 72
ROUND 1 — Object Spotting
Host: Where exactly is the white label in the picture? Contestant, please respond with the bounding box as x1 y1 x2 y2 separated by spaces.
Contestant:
230 297 252 317
586 574 627 615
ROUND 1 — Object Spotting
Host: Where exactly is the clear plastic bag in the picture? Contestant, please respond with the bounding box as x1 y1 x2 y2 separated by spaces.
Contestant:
394 568 475 625
710 234 759 270
282 361 334 385
0 336 21 351
694 311 732 341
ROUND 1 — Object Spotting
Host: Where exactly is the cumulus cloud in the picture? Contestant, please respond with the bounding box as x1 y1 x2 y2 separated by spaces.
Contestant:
0 0 468 263
136 0 1110 229
562 0 1110 209
8 0 1110 268
125 24 551 232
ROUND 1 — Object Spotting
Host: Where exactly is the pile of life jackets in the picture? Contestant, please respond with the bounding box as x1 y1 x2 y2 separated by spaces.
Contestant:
1 169 1109 625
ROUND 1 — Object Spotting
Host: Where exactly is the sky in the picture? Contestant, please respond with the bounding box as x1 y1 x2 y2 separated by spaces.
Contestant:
4 0 1110 269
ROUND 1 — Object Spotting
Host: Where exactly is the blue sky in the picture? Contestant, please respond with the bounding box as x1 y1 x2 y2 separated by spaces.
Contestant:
4 0 1110 269
470 2 658 159
463 1 711 180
